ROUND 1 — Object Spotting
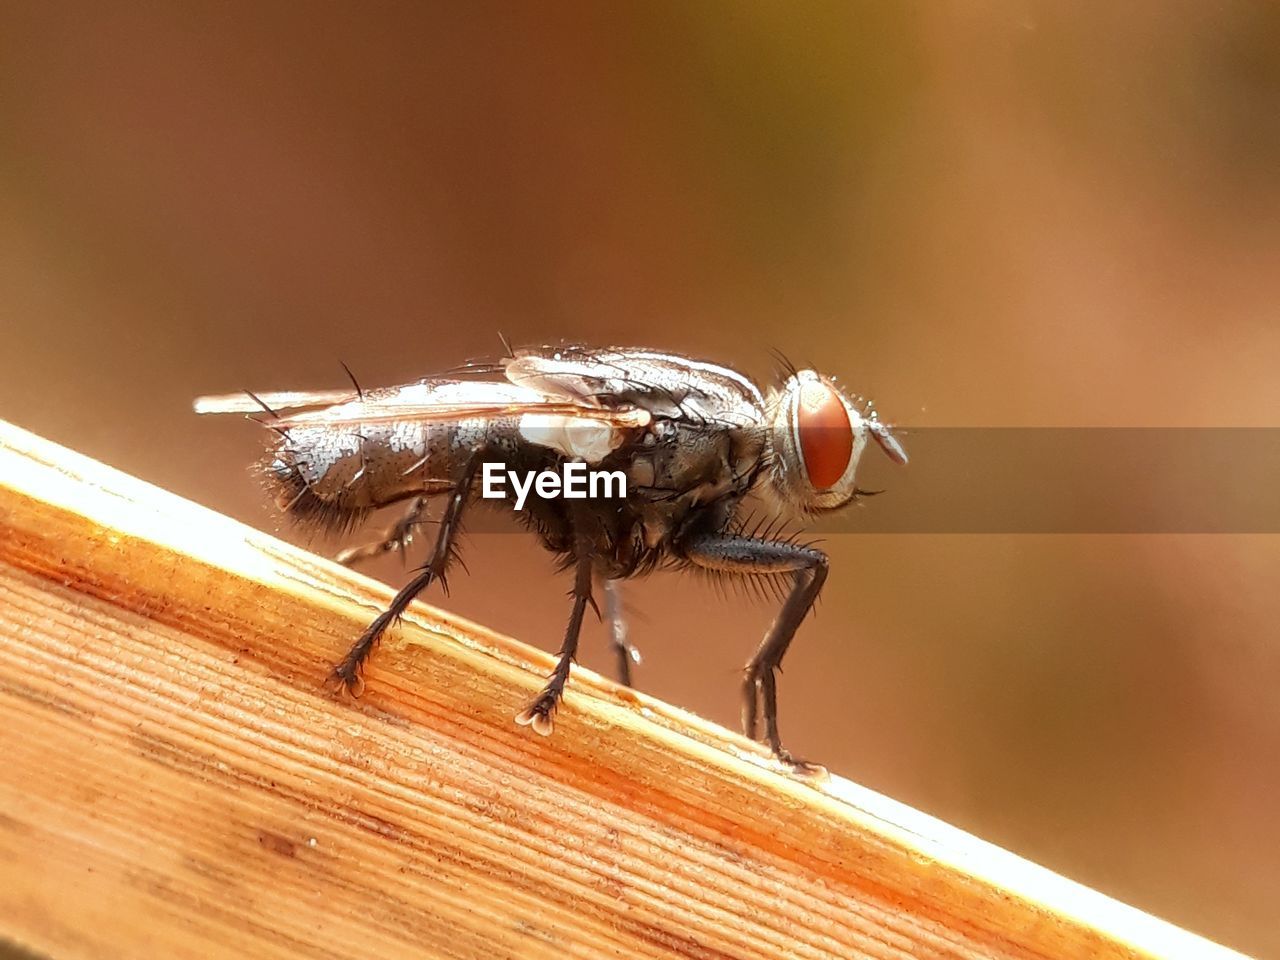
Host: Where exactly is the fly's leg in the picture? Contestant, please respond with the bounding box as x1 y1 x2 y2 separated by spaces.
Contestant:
603 578 640 687
334 496 427 566
516 552 593 736
680 534 828 770
331 462 477 696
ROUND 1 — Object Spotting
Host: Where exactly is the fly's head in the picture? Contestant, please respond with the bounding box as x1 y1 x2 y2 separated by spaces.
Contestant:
765 369 908 515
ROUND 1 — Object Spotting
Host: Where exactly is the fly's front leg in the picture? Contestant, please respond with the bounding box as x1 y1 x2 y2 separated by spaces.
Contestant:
331 462 478 696
516 551 593 736
603 578 640 687
680 534 828 769
334 496 427 566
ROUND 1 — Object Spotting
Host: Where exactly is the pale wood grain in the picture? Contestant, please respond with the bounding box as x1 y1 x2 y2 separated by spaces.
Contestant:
0 420 1248 960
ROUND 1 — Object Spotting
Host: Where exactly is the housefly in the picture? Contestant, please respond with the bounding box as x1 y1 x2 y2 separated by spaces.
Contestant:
195 344 907 767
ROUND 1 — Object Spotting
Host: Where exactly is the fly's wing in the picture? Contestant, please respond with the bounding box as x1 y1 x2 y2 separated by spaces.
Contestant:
502 345 767 428
193 389 357 416
194 377 651 462
193 379 540 421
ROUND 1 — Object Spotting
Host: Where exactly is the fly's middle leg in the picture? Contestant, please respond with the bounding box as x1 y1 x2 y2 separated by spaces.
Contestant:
330 461 477 696
603 578 640 687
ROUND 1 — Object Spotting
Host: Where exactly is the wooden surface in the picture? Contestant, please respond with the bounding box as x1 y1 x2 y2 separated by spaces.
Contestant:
0 420 1249 960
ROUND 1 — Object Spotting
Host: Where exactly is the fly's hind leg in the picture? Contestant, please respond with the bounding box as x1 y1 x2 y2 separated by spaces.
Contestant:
603 578 640 687
331 463 477 696
334 496 428 566
516 551 593 736
680 533 829 770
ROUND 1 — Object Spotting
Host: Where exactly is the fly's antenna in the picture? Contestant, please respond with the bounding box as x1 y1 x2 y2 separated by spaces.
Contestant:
867 416 910 465
340 361 365 401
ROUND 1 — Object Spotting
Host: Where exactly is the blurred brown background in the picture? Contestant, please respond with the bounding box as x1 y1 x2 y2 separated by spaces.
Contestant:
1 3 1278 955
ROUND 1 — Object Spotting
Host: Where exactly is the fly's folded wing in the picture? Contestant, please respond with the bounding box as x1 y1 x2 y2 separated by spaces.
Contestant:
503 345 767 428
193 389 358 416
194 377 651 463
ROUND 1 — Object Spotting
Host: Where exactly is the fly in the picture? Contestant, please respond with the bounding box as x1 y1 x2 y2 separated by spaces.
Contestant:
194 344 908 768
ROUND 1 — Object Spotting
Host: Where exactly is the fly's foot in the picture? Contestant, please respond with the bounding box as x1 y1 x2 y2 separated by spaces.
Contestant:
327 660 367 698
334 497 426 567
743 664 824 777
334 528 413 566
335 541 395 567
772 747 827 780
515 692 559 737
329 612 394 697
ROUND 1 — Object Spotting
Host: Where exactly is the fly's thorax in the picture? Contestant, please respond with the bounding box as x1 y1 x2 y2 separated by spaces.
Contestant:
505 345 771 504
616 419 766 517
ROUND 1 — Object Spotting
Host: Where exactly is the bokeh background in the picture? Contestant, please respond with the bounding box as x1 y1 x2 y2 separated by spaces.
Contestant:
2 3 1278 955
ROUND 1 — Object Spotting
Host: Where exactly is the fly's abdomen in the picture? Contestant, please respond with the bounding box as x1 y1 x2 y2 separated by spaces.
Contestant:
262 419 489 533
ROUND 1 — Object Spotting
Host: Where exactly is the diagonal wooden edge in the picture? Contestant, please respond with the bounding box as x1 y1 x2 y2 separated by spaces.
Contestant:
0 419 1250 959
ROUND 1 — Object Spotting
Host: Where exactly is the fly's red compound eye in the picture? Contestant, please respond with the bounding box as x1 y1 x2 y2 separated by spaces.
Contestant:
796 379 853 490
